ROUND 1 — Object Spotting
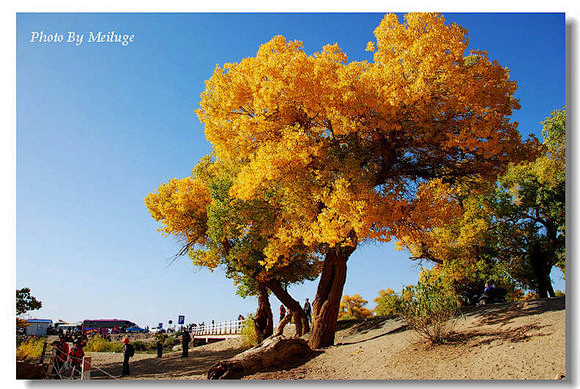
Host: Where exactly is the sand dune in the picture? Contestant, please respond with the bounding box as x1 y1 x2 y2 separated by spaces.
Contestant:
87 296 566 381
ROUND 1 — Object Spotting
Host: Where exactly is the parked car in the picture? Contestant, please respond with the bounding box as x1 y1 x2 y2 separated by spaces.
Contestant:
126 325 148 333
149 327 166 334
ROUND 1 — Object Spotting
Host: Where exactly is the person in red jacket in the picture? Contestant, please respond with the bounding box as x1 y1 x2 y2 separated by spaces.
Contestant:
51 335 69 378
68 339 85 377
56 335 69 366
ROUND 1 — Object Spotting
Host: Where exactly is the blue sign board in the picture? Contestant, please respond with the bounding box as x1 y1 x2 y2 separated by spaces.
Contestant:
178 315 185 325
158 323 163 328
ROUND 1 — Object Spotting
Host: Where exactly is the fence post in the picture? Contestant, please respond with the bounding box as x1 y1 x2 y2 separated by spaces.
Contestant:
45 347 57 379
81 356 91 380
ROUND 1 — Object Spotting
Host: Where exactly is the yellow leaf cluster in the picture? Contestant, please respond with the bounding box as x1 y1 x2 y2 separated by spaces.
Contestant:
193 12 523 267
144 176 211 245
338 294 374 320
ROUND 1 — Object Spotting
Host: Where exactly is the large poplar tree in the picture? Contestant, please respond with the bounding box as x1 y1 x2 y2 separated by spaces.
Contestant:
194 13 529 348
149 13 530 349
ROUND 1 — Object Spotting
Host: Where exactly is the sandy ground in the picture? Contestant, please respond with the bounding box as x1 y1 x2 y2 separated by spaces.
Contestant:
86 297 566 381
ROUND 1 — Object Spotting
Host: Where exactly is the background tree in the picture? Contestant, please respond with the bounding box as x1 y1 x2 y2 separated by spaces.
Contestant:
373 288 403 316
394 180 519 303
338 294 373 320
394 109 565 300
16 287 42 316
195 13 530 348
491 108 566 297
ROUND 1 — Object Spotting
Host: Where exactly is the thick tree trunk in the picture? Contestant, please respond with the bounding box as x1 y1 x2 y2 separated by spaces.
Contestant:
530 243 555 298
265 279 309 336
308 242 356 349
273 311 292 337
253 282 273 344
546 280 555 298
207 336 313 379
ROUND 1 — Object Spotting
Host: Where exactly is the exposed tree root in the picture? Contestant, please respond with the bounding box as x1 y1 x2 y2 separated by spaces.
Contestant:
207 336 314 379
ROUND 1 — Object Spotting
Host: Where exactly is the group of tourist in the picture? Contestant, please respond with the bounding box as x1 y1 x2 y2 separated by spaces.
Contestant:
279 298 312 323
50 335 87 379
51 301 314 379
119 326 192 378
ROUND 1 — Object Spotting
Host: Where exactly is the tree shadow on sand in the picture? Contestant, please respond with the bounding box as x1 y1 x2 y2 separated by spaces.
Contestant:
446 323 552 348
335 324 408 346
90 348 248 380
462 296 565 328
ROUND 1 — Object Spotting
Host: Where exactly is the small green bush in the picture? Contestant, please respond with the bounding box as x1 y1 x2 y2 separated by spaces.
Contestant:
163 335 180 350
399 275 462 345
240 314 258 348
131 340 155 352
16 337 47 362
373 288 403 316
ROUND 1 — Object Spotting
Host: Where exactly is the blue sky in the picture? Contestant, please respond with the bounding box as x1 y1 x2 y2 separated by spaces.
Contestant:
15 13 565 329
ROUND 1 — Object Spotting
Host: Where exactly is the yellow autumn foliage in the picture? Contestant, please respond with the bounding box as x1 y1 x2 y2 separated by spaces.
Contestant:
194 13 524 270
144 176 211 245
338 294 374 320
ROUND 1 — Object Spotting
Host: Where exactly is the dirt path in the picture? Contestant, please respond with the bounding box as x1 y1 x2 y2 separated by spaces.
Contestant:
89 339 248 380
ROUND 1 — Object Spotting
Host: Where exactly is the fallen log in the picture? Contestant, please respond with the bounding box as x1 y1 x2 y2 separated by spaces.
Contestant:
207 335 314 379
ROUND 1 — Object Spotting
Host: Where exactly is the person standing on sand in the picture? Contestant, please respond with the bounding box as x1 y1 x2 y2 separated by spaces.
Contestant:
155 332 166 358
181 327 191 358
303 298 312 324
279 305 286 321
121 337 134 377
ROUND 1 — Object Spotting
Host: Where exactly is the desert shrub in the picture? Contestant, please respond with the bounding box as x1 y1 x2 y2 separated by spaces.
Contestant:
555 290 565 297
131 340 155 352
399 275 462 345
85 335 123 353
16 337 47 362
164 335 180 350
240 314 258 348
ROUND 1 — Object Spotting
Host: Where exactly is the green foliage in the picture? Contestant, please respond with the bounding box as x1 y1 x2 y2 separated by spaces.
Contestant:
16 288 42 316
399 274 462 345
85 335 124 353
396 108 566 300
373 288 403 316
131 340 155 352
240 314 258 348
16 337 47 361
164 335 180 350
234 276 270 299
153 155 320 299
491 108 566 296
